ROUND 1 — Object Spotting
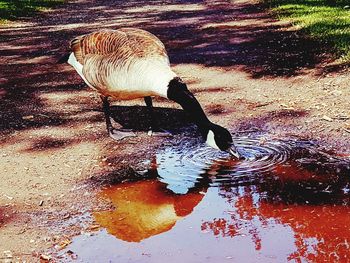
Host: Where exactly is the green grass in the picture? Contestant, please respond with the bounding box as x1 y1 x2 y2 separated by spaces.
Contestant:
0 0 63 22
264 0 350 62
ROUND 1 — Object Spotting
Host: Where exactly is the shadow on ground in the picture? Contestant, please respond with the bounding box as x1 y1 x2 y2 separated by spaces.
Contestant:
236 109 309 131
108 106 190 131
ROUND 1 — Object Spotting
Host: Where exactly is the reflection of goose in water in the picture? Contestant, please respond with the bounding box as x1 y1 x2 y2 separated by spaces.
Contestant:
94 179 206 242
92 151 243 242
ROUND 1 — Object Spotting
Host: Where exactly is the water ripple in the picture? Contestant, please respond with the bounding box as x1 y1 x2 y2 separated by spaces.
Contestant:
156 136 301 193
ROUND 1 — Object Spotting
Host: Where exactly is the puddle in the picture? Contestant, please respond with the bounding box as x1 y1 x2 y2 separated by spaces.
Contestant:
64 136 350 262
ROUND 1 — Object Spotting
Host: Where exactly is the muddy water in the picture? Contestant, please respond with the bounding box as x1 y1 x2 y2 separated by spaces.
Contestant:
66 136 350 262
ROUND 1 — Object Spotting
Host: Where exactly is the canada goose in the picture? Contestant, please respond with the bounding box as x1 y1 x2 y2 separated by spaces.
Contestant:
66 28 239 158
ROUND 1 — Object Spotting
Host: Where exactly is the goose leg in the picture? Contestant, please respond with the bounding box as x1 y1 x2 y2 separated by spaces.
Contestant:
144 96 156 133
144 96 172 137
101 95 136 140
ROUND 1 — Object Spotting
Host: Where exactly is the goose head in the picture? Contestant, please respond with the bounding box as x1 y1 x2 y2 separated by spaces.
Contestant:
204 123 240 159
167 77 240 158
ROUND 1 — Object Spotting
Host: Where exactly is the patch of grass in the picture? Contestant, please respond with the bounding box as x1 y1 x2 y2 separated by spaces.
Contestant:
0 0 64 22
264 0 350 62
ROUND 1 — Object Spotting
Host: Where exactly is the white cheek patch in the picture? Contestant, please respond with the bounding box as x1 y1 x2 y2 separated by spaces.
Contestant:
206 130 220 150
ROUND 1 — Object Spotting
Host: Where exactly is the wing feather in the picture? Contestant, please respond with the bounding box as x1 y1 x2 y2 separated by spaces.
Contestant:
70 28 167 65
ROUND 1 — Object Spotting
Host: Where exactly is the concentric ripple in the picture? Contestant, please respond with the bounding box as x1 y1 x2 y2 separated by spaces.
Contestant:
184 137 294 172
155 136 309 193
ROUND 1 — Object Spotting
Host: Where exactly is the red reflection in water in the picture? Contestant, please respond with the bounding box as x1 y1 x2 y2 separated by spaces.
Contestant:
273 161 331 182
261 202 350 262
202 162 350 262
94 180 205 242
203 189 350 261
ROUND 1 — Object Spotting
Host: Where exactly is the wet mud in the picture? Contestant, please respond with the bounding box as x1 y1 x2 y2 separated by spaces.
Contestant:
63 135 350 262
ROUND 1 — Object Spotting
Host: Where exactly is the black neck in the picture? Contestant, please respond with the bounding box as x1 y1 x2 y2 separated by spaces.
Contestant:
167 77 212 137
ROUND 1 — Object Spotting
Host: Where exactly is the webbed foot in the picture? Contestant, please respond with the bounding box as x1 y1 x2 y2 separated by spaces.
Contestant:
147 128 173 137
109 129 136 140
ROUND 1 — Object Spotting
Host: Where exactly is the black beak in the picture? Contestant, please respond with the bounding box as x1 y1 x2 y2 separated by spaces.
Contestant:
226 143 241 159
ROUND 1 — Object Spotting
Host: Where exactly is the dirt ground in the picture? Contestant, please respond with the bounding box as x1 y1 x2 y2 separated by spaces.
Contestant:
0 0 349 261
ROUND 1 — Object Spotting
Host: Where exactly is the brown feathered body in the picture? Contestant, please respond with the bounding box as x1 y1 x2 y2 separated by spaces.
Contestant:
68 28 177 100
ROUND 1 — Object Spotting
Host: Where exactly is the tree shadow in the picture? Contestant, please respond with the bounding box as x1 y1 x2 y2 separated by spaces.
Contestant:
147 2 329 78
0 80 88 135
236 109 309 131
24 137 76 152
264 0 350 70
